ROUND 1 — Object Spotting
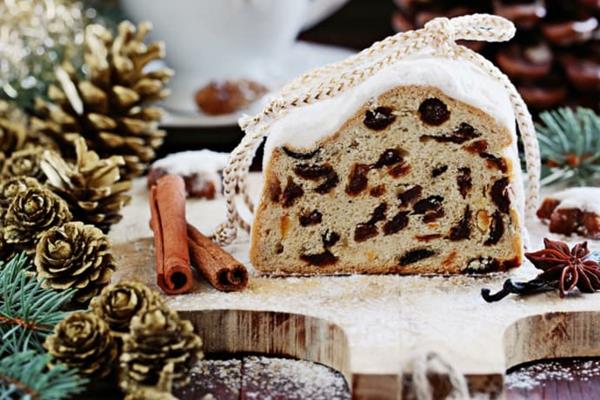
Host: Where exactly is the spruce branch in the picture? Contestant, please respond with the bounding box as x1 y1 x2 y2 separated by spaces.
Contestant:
0 350 87 400
0 253 74 356
536 107 600 187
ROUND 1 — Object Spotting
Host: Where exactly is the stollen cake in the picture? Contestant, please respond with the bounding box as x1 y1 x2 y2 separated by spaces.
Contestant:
249 55 525 275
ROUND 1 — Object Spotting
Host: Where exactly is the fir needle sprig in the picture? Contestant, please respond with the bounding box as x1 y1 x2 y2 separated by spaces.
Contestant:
0 253 74 355
536 107 600 187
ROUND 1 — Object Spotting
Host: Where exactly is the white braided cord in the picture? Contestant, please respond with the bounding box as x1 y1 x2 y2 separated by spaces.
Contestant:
212 14 541 245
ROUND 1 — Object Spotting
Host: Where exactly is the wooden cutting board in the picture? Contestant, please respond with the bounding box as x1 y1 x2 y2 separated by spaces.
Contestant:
111 178 600 398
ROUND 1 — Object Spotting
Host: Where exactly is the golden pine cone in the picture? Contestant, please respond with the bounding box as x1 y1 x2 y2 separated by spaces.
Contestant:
4 185 72 251
32 21 172 179
91 280 164 337
45 311 118 378
0 176 41 221
41 137 132 232
1 147 48 181
35 221 115 303
120 306 203 388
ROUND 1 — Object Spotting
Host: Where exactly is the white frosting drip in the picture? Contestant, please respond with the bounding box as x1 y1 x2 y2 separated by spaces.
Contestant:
152 150 229 192
258 54 525 230
549 187 600 214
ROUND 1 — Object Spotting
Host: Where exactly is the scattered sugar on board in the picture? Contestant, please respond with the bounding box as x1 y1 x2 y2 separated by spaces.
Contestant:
506 359 600 390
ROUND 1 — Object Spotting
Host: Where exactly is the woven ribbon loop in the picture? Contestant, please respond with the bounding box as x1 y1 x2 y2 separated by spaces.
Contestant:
214 13 540 247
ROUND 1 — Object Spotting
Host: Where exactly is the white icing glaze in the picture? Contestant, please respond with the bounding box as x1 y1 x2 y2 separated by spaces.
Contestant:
548 187 600 214
152 150 229 193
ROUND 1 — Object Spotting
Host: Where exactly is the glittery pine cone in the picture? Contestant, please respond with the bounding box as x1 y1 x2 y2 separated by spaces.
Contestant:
1 147 47 181
0 176 41 221
35 221 115 303
45 311 118 378
91 280 164 338
3 185 72 251
32 21 172 179
120 307 203 389
41 137 132 232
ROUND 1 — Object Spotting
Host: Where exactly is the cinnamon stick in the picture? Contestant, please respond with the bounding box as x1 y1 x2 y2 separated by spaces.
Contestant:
187 223 248 292
149 175 193 294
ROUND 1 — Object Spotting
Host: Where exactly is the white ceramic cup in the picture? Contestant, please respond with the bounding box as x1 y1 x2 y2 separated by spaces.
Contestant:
121 0 348 111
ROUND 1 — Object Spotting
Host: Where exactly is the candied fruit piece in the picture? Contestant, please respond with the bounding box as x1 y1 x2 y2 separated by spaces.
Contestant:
398 185 423 207
370 185 386 197
363 106 396 130
480 153 508 172
389 163 411 178
418 98 450 126
269 176 282 202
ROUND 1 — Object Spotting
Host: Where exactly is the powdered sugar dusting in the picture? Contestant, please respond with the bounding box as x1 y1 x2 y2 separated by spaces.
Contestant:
547 187 600 215
506 359 600 390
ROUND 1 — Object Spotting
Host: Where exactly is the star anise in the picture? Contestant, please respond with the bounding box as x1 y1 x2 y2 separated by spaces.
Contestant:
525 238 600 297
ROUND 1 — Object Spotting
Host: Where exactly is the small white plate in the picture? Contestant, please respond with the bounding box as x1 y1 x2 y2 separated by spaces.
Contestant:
160 41 356 128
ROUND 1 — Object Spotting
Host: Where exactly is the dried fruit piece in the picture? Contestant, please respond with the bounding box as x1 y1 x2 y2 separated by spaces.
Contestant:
398 185 422 207
418 98 450 126
372 149 403 169
491 177 511 214
484 211 505 246
463 140 489 153
388 163 411 178
294 164 333 180
431 165 448 177
423 208 446 223
363 106 396 130
448 206 472 241
299 210 322 226
354 224 378 242
322 230 341 248
383 211 409 235
457 167 472 198
399 248 435 266
269 176 282 202
345 164 370 195
315 171 339 194
367 203 388 224
301 250 338 266
480 153 508 172
476 210 491 232
283 147 320 160
413 195 444 214
369 185 386 197
282 177 304 208
416 234 442 242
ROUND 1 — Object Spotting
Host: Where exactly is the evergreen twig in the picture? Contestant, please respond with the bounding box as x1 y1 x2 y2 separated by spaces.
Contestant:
0 350 87 400
0 253 74 356
536 107 600 187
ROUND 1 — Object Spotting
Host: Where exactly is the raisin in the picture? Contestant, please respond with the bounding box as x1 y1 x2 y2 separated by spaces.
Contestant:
383 211 409 235
448 206 472 241
420 123 480 144
423 208 446 223
398 186 423 207
315 171 339 194
481 153 508 173
364 106 396 130
491 177 511 214
354 223 378 242
372 149 403 169
431 165 448 178
418 98 450 126
345 164 370 195
389 163 411 178
464 257 501 274
368 203 388 224
269 176 281 202
281 177 304 208
457 167 472 198
301 250 338 266
370 185 386 197
416 234 442 242
294 163 333 180
464 140 488 153
399 248 436 266
283 146 320 160
299 210 322 226
484 211 505 246
322 230 341 247
413 195 444 214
